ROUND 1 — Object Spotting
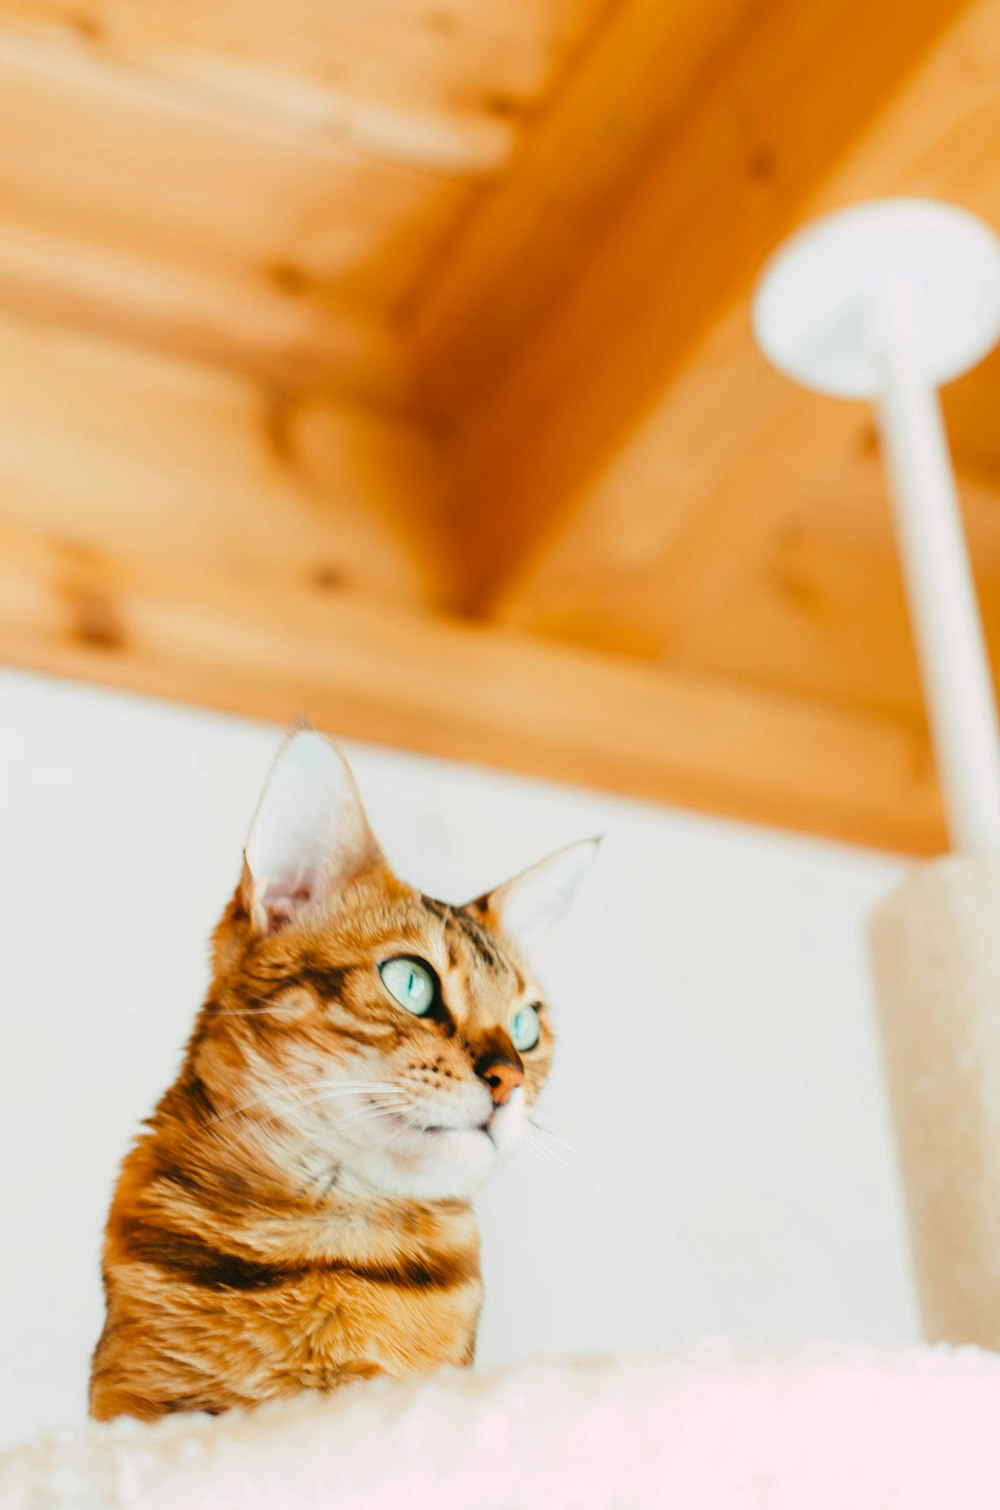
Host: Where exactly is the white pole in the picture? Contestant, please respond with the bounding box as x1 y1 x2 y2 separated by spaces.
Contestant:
872 280 1000 855
755 200 1000 854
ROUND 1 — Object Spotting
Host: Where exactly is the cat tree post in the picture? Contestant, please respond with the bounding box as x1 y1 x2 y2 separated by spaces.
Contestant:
754 199 1000 1347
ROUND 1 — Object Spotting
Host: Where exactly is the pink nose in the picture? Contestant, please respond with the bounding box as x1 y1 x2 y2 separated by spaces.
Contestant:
477 1056 524 1107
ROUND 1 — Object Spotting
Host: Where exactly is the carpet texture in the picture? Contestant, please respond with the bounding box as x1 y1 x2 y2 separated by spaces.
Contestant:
871 855 1000 1349
4 1341 1000 1508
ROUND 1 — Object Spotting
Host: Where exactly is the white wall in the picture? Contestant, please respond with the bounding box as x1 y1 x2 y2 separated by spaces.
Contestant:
0 669 917 1451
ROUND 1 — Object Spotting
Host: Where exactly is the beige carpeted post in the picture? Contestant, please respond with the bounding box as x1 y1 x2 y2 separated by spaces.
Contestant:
870 856 1000 1348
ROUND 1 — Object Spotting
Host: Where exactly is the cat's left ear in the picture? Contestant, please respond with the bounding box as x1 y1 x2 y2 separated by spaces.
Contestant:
474 838 599 960
243 731 382 934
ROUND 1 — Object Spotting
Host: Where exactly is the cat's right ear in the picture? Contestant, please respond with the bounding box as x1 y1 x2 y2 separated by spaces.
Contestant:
242 731 382 934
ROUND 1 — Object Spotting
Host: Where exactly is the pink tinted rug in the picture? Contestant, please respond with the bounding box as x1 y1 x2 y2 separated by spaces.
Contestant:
4 1342 999 1509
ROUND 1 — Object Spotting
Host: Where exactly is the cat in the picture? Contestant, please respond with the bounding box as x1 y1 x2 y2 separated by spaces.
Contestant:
89 731 595 1421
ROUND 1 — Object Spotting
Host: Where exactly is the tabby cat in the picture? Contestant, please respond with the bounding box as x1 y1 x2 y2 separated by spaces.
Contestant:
90 731 595 1421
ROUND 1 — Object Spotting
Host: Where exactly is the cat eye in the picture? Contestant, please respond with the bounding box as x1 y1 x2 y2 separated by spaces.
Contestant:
510 1004 541 1053
379 957 437 1017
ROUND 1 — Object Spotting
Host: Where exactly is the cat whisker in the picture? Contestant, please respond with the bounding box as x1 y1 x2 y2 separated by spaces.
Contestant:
203 986 348 1017
516 1131 572 1186
527 1109 578 1141
203 1080 406 1129
203 1087 300 1128
203 1005 298 1019
320 1091 416 1134
298 1079 408 1098
527 1116 608 1185
519 1127 587 1190
297 1093 407 1129
264 1087 412 1139
333 1106 407 1137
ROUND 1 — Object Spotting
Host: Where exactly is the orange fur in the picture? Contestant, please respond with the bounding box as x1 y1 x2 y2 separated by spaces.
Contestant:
89 739 574 1422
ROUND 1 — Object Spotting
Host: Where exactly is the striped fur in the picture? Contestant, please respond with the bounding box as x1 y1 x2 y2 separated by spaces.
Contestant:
89 737 588 1423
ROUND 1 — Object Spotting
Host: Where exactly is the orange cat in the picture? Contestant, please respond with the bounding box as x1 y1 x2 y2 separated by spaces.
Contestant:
90 732 595 1421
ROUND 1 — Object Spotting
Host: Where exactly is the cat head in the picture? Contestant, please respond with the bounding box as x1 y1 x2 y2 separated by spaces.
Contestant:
202 731 596 1202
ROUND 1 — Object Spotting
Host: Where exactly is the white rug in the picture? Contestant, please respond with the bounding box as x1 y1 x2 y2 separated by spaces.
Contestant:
4 1341 1000 1509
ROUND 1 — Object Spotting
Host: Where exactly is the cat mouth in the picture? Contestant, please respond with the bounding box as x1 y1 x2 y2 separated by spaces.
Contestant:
423 1121 492 1138
368 1102 493 1144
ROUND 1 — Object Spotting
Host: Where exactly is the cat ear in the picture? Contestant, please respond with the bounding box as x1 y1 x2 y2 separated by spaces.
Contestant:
477 838 599 961
243 731 382 934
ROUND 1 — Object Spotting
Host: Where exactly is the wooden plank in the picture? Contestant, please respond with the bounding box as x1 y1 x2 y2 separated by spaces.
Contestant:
3 0 603 145
0 33 459 274
0 219 409 400
0 312 453 606
670 455 1000 721
0 31 480 392
439 0 967 615
406 0 760 415
0 17 513 177
0 524 944 854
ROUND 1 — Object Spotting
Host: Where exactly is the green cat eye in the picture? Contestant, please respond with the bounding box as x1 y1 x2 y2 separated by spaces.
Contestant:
380 957 436 1016
510 1004 541 1053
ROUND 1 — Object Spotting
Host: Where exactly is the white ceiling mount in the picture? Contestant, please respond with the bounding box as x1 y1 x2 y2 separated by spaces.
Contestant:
753 198 1000 399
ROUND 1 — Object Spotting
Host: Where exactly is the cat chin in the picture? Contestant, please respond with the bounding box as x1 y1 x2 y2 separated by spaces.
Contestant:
323 1088 526 1200
382 1091 527 1199
345 1109 529 1201
341 1132 499 1201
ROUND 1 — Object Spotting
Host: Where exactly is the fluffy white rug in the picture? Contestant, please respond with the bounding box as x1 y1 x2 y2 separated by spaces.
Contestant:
4 1342 1000 1509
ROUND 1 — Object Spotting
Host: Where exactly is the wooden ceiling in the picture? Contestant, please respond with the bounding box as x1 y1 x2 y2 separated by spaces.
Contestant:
3 0 1000 852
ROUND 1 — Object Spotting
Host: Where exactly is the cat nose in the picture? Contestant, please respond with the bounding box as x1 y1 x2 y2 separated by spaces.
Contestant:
475 1052 524 1107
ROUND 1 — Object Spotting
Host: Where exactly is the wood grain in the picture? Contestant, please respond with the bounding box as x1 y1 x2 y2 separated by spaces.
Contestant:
671 453 1000 722
455 0 965 615
0 523 944 854
0 29 490 399
0 219 409 400
406 0 760 415
4 0 603 143
0 0 997 852
0 313 451 605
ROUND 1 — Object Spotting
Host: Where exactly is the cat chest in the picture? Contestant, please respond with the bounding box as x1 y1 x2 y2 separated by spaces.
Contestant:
239 1262 484 1381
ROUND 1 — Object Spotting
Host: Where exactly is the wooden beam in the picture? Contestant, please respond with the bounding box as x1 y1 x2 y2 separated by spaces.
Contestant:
0 311 454 606
406 0 760 415
621 0 1000 652
502 328 869 653
942 345 1000 479
0 523 945 855
434 0 967 615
